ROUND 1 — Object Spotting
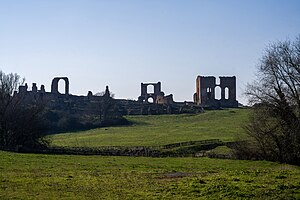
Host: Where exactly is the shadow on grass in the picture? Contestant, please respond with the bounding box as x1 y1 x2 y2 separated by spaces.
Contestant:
46 117 132 135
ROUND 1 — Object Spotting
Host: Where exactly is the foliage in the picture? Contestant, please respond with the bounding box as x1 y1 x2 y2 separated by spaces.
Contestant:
235 36 300 165
49 109 249 147
43 97 128 134
0 71 48 149
0 150 299 199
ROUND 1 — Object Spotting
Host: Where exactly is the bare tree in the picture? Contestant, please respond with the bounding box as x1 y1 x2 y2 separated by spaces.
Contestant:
235 36 300 165
95 86 118 122
0 70 48 150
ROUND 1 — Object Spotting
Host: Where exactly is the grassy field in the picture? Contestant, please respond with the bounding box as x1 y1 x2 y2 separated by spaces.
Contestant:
1 150 300 199
50 108 249 147
2 109 300 199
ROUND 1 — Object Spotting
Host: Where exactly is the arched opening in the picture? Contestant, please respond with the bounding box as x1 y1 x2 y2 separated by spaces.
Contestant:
58 80 66 94
147 85 154 94
215 86 221 100
225 87 229 100
51 77 69 94
216 78 220 85
147 97 154 103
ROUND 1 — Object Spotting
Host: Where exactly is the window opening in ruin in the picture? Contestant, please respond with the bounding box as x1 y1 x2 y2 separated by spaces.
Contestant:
225 87 229 99
147 85 154 94
216 78 220 85
207 87 212 99
215 86 221 100
58 80 66 94
147 97 154 103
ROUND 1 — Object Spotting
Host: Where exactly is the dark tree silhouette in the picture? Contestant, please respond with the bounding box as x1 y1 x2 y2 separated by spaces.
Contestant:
234 36 300 165
0 71 48 150
96 86 122 126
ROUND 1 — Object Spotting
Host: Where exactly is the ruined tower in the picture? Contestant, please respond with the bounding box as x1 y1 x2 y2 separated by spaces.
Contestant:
194 75 238 108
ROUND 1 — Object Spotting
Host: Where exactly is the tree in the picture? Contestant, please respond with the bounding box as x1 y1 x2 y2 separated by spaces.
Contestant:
95 86 118 122
0 70 48 150
234 36 300 165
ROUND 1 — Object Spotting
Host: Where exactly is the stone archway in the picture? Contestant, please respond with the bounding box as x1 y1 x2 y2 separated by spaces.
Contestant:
51 77 69 94
138 82 163 103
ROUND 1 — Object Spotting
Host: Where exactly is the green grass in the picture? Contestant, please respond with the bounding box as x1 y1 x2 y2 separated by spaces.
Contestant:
49 108 249 147
208 145 232 155
1 150 299 199
2 108 300 199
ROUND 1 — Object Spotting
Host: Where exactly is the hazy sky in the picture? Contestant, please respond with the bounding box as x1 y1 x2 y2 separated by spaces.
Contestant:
1 0 300 104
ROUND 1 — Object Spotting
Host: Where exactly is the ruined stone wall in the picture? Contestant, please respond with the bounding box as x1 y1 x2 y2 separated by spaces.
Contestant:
14 77 111 116
15 75 233 119
194 75 238 108
156 94 174 105
138 82 164 103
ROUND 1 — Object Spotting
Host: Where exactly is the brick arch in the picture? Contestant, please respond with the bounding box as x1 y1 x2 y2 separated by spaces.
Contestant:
51 77 69 95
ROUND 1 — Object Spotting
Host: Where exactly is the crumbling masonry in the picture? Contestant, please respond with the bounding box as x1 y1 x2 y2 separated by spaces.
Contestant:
138 82 174 105
51 77 69 94
193 76 238 108
15 75 236 118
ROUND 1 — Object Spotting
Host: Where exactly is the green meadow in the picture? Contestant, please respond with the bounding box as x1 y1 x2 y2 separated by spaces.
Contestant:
50 109 249 147
2 108 300 199
1 151 300 199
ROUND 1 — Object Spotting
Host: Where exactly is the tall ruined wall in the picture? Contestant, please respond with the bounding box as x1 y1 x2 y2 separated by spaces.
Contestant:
194 75 238 108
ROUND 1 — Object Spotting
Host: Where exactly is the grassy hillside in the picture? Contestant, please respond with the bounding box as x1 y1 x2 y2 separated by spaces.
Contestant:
50 108 249 147
1 151 299 199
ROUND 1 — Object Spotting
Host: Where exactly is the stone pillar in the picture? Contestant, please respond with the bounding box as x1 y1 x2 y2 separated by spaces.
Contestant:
221 87 225 100
32 83 37 93
64 78 69 95
40 85 45 92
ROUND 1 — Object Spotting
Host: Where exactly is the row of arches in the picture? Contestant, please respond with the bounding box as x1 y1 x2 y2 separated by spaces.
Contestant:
206 86 230 100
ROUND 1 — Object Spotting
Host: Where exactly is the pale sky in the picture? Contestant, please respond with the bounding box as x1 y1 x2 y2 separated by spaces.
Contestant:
1 0 300 104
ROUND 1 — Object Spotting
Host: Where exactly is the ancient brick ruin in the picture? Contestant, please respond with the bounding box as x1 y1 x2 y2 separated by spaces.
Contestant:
51 77 69 94
14 77 125 132
138 82 174 105
15 77 113 116
13 75 241 134
193 75 238 108
15 75 238 120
